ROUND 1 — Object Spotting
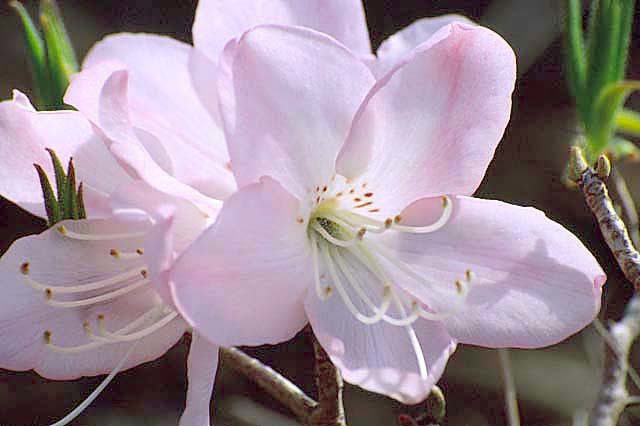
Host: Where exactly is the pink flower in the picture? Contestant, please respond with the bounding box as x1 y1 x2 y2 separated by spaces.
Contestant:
170 24 606 403
0 83 221 425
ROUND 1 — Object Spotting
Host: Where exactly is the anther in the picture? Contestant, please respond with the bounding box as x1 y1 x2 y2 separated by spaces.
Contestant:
355 201 373 208
354 198 362 202
369 208 380 213
349 189 355 194
83 321 91 334
43 330 52 344
110 249 120 258
455 280 464 294
296 217 305 224
357 228 367 240
336 192 343 197
324 286 333 296
465 269 475 282
97 314 105 321
135 248 144 255
442 196 449 208
322 186 328 192
57 225 67 235
20 262 30 275
45 288 53 300
384 218 393 229
364 192 373 197
394 215 402 224
140 270 148 279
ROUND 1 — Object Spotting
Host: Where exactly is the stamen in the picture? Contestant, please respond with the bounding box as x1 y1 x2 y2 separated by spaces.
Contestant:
321 243 393 325
311 222 358 247
310 235 330 301
391 196 452 234
23 268 146 294
45 278 149 308
49 341 140 426
57 225 145 241
110 249 144 260
95 311 178 342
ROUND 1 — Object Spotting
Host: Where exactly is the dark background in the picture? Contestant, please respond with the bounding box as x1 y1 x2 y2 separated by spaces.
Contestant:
0 1 639 425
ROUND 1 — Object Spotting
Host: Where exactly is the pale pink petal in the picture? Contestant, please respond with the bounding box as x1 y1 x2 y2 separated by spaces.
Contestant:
376 196 605 348
189 48 223 125
305 288 456 404
171 177 310 347
96 70 220 215
337 23 516 210
218 25 375 199
66 34 235 200
0 92 131 218
193 0 371 61
108 181 214 308
373 15 474 77
179 332 219 426
0 218 186 379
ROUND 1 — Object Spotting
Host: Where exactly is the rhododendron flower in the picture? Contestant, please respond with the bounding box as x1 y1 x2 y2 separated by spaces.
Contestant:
170 24 605 403
0 77 225 425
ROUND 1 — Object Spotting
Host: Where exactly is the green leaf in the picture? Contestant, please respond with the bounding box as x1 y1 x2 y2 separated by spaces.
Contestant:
585 0 622 120
45 147 66 204
606 137 640 161
76 182 87 220
40 0 78 107
9 1 52 109
616 108 640 138
63 158 79 220
612 0 636 80
565 0 588 122
34 164 61 225
589 80 640 155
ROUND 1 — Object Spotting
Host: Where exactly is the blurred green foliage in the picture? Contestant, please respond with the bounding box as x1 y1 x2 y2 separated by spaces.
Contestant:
566 0 639 161
10 0 78 109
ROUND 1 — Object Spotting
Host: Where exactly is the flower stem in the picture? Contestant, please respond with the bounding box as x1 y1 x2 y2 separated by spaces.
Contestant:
498 348 520 426
220 347 317 422
569 147 640 426
308 332 346 426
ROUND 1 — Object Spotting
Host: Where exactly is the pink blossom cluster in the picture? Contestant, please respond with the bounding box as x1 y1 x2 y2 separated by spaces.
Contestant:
0 1 605 425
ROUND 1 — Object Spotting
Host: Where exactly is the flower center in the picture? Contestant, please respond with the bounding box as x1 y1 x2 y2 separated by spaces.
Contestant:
306 178 473 379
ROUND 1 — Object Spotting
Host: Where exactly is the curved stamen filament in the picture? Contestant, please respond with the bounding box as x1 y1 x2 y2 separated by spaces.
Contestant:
45 305 165 353
24 268 145 294
95 311 179 342
311 222 359 247
310 235 331 300
392 196 452 234
56 225 145 241
321 242 392 325
109 248 144 260
333 247 422 326
45 278 150 308
390 294 429 380
49 341 140 426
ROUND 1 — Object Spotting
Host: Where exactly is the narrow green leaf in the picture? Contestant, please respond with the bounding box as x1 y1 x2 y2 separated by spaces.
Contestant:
34 164 61 225
612 0 636 80
585 0 621 120
40 0 78 107
566 0 589 122
76 182 86 220
45 147 66 204
616 108 640 138
589 80 640 155
9 1 52 109
606 137 640 161
63 158 79 220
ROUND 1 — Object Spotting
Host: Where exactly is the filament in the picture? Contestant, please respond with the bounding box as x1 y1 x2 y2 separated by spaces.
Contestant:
56 225 145 241
311 221 359 247
24 268 145 294
46 278 150 308
49 340 140 426
95 311 179 342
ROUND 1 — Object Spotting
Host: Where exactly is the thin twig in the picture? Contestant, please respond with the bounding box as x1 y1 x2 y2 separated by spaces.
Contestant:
568 148 640 426
308 334 346 426
498 349 521 426
221 347 318 422
609 166 640 248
